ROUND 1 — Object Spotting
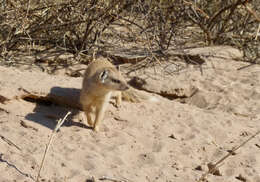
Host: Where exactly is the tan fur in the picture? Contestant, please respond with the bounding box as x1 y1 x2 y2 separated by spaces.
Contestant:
80 59 158 132
121 87 159 103
80 59 128 131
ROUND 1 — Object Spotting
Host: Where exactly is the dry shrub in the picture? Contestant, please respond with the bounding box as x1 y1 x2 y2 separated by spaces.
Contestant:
0 0 259 66
183 0 260 62
0 0 133 53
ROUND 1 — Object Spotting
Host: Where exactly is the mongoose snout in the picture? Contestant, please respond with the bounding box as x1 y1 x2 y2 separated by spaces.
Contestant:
118 82 129 91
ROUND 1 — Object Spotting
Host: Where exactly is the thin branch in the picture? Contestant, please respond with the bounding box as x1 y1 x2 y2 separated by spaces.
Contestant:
255 23 260 40
242 3 260 22
208 0 249 30
36 111 71 182
198 130 260 182
0 135 21 151
183 0 209 19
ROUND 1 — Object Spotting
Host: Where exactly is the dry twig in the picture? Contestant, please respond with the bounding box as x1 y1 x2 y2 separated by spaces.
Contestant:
99 176 132 182
36 111 71 182
255 23 260 40
198 130 260 182
0 134 21 151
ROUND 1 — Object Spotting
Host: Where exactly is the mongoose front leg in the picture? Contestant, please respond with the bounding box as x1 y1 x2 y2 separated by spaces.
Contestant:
93 93 111 132
93 104 106 132
86 106 94 127
82 105 94 127
115 91 122 108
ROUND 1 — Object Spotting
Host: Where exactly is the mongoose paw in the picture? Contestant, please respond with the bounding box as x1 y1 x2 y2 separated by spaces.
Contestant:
115 103 121 108
116 99 122 108
93 125 99 132
87 120 94 127
111 101 121 108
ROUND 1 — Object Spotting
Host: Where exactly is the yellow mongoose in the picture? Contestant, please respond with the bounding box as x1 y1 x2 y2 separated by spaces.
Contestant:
80 59 158 132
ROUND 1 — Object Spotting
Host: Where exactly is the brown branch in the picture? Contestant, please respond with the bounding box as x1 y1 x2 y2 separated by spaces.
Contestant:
208 0 250 30
183 0 209 19
187 12 212 45
243 4 260 22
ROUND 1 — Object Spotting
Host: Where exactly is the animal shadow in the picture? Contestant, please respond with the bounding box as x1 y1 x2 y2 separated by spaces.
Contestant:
24 86 91 130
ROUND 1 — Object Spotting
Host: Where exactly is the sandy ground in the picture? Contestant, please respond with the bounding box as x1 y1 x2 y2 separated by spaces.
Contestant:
0 54 260 182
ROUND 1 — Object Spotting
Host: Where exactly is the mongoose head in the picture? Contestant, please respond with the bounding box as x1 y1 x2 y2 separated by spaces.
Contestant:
98 67 129 91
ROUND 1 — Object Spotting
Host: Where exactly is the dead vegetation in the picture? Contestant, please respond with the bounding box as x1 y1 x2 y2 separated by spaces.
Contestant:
0 0 259 70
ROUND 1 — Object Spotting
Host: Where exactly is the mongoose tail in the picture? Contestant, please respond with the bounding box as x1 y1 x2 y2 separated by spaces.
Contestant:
122 87 159 103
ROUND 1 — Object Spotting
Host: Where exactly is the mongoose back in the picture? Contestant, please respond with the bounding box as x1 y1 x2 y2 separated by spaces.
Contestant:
80 59 129 131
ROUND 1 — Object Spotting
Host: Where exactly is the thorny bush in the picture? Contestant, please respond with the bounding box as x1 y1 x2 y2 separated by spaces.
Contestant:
0 0 259 65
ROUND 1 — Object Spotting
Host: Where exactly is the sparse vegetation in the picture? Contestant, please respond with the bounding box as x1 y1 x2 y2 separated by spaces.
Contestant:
0 0 259 68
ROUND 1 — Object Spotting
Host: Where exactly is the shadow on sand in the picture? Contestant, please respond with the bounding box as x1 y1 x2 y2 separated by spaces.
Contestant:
24 86 91 130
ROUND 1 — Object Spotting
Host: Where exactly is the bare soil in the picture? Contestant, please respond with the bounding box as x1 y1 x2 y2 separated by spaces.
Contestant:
0 47 259 182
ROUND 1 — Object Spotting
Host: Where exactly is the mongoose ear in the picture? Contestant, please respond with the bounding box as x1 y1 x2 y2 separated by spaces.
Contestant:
99 69 108 83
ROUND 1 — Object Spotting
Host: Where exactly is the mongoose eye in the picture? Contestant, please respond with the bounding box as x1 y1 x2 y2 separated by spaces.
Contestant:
111 78 120 84
99 70 108 83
